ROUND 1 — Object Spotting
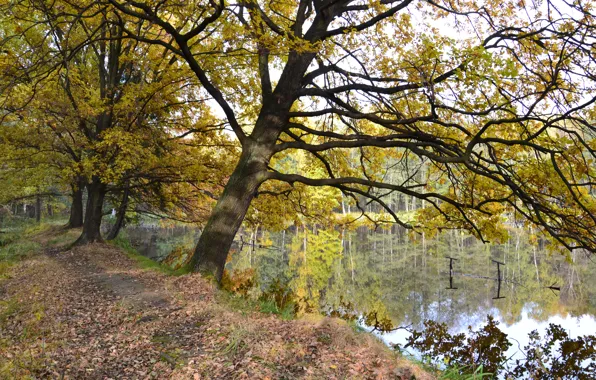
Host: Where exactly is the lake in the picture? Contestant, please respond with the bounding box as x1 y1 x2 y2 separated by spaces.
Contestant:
119 223 596 369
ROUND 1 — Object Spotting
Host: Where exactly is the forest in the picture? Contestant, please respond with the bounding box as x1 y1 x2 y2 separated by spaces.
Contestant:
1 0 596 378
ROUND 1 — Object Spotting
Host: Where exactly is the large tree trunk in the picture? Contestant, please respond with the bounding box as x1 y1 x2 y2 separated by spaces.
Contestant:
106 187 129 241
67 180 85 228
74 178 106 245
189 51 319 281
190 140 274 281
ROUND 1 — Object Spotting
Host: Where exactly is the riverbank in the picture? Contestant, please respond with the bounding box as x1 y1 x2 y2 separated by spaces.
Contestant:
0 225 434 379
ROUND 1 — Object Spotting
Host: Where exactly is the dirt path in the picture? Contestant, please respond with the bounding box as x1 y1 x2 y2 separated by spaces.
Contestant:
1 239 433 379
45 247 171 310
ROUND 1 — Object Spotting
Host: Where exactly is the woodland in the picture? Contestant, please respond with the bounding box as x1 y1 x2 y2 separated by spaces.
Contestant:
1 0 596 378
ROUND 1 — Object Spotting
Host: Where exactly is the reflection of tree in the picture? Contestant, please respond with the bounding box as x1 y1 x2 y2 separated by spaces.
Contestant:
322 227 595 330
287 229 342 306
228 226 595 330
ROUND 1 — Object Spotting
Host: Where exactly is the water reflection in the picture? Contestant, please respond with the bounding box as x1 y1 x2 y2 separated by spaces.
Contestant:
112 224 199 261
119 222 596 364
378 307 596 370
228 226 596 361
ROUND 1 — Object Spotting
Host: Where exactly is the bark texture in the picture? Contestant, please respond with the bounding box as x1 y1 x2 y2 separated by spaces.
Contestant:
190 139 275 281
67 181 85 228
106 188 129 241
189 51 320 281
74 179 106 245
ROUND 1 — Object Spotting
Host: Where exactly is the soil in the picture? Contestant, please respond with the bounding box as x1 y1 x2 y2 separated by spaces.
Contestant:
0 231 434 379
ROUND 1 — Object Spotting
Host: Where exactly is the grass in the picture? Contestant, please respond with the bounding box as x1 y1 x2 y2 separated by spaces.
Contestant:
398 354 493 380
347 319 368 333
259 299 296 320
0 244 39 280
110 233 298 322
391 352 439 378
0 223 43 279
0 231 17 247
0 218 440 379
0 219 440 378
109 232 191 276
440 365 493 379
0 296 51 378
222 326 249 356
46 228 81 248
0 297 21 324
216 288 260 316
0 218 70 378
2 219 189 278
0 241 41 261
109 231 299 322
215 286 298 320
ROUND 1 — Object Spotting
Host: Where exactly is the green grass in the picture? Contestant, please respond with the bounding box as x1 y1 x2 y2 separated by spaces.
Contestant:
440 365 493 379
0 297 21 324
110 233 191 276
110 230 299 321
347 319 367 333
216 289 260 315
222 326 249 356
0 236 41 279
216 289 298 320
259 299 296 320
0 293 50 377
0 218 69 259
46 228 81 248
396 355 493 380
0 241 41 260
391 353 438 378
0 231 17 247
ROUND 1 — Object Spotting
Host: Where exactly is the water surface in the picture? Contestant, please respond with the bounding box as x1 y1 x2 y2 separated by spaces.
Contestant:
121 223 596 365
228 226 596 363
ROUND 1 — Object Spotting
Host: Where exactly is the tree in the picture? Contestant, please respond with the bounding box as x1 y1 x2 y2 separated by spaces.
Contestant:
1 1 229 241
0 77 87 228
102 0 596 281
0 118 69 224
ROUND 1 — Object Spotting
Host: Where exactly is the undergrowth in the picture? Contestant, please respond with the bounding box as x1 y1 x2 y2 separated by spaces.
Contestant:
110 232 190 276
0 219 46 279
0 284 53 378
440 365 492 379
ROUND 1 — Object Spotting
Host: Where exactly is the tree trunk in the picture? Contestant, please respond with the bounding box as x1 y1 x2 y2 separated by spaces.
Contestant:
189 50 321 281
106 188 129 241
190 141 273 281
35 195 41 223
67 181 85 228
74 178 106 245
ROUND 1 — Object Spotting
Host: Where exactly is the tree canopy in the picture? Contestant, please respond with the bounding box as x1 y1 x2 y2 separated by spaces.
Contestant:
1 0 596 280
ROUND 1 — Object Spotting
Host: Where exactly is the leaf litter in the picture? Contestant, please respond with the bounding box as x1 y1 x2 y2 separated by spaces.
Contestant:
0 240 433 379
